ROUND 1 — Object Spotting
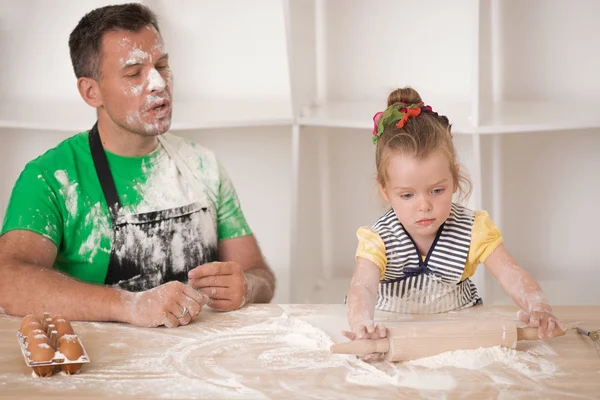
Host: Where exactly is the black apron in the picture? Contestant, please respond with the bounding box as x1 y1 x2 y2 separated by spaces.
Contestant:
89 123 218 292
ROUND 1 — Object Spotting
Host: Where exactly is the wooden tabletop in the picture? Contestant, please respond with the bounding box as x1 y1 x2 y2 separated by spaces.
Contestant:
1 304 599 399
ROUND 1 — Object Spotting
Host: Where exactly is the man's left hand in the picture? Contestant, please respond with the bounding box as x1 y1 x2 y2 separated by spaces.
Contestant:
187 262 247 311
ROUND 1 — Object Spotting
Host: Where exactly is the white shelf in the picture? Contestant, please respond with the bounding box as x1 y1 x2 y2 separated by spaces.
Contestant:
298 101 600 134
171 100 292 130
298 101 381 130
0 100 293 132
475 102 600 134
0 101 96 132
298 101 473 133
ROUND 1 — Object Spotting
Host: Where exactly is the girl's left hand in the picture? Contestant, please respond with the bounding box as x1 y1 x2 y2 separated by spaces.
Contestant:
518 309 566 339
342 322 387 362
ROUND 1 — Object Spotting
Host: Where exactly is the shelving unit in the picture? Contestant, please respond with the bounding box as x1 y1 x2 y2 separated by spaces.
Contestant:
0 0 295 303
0 100 293 132
1 0 599 305
298 100 600 134
0 101 95 133
285 0 600 305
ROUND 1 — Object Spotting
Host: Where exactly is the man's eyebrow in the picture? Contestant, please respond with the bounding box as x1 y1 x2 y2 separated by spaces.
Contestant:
122 60 143 68
122 53 168 69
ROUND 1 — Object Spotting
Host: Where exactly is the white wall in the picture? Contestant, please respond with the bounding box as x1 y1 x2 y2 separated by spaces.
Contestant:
0 130 73 222
486 130 600 305
298 0 600 306
498 0 600 102
324 0 474 104
0 0 290 103
0 0 132 103
0 0 293 302
2 0 600 306
177 128 292 304
147 0 290 103
486 0 600 304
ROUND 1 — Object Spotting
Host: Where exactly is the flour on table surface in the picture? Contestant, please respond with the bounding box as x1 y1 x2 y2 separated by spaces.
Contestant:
2 308 567 399
407 341 558 380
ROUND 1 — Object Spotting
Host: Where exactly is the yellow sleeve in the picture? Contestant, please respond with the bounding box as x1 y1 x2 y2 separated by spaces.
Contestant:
461 211 503 281
355 227 387 280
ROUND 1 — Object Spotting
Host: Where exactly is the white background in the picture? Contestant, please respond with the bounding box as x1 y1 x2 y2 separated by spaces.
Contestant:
1 0 599 305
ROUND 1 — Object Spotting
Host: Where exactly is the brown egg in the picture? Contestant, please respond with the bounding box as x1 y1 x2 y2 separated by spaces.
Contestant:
26 330 50 350
29 342 55 377
59 335 84 375
59 335 83 360
51 315 66 323
30 342 55 361
26 328 46 339
20 315 41 332
54 320 74 339
21 321 43 337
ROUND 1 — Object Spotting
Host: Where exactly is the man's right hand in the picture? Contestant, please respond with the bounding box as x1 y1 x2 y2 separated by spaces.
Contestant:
121 281 208 328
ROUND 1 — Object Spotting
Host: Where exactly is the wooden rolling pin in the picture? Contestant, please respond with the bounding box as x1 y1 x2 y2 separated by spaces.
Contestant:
330 319 565 362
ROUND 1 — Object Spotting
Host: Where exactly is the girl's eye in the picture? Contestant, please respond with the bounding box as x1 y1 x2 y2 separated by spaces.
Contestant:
400 193 413 200
432 188 445 194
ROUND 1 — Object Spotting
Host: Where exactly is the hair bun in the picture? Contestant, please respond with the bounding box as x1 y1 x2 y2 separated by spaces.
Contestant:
387 87 423 107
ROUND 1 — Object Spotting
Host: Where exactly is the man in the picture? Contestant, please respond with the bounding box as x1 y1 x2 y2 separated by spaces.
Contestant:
0 3 275 328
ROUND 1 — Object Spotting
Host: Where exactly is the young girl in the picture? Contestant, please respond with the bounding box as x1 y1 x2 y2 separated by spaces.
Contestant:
346 88 563 359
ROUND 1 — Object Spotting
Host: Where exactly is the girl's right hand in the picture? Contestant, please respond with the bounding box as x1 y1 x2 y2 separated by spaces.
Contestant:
517 308 565 339
342 320 388 362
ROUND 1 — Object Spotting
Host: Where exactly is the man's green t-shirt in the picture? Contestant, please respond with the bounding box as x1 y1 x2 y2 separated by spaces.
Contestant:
1 131 251 284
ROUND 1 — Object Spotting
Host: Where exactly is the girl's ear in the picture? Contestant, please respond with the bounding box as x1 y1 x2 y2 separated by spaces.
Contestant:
454 165 460 193
378 182 391 203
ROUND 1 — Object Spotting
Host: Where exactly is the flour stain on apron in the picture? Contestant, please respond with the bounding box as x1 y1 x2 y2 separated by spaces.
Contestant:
89 123 218 292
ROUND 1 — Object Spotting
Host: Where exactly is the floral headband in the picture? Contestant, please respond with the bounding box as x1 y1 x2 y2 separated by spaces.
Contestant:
372 102 432 144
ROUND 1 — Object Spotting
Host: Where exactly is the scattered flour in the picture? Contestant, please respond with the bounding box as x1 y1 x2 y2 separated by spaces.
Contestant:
54 170 78 219
408 341 557 380
146 69 166 92
3 310 563 399
78 202 111 262
346 361 457 391
129 151 195 214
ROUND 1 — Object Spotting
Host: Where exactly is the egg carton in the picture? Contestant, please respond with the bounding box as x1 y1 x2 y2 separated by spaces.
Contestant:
16 330 91 369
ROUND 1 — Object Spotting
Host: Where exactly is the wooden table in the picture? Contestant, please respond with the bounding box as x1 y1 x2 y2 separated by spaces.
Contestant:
1 305 599 399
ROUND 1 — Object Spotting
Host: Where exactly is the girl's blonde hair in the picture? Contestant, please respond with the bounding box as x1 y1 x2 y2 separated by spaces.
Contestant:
375 87 472 202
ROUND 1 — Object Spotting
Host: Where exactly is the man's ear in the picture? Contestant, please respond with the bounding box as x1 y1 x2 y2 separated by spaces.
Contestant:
77 77 103 108
378 182 390 203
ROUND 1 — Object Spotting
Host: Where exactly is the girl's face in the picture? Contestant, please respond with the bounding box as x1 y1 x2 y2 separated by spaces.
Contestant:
379 149 457 241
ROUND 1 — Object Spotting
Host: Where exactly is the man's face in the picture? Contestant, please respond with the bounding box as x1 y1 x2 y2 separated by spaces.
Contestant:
97 25 173 136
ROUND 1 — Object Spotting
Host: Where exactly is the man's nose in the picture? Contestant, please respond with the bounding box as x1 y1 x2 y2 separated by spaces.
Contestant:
147 68 166 92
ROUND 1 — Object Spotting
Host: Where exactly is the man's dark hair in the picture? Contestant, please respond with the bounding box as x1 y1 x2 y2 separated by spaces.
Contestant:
68 3 160 80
